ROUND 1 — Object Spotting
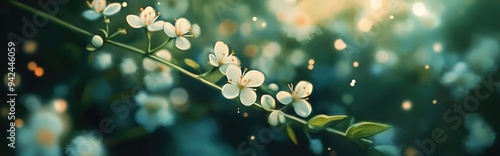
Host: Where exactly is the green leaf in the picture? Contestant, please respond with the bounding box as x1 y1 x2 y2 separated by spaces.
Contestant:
286 125 298 145
345 122 390 140
86 44 96 51
202 67 225 83
308 114 348 129
184 58 200 71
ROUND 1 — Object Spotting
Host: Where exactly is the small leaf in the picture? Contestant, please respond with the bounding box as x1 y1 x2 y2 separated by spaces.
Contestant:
308 114 348 129
86 44 96 51
184 58 200 71
202 67 225 82
286 125 298 145
345 122 390 140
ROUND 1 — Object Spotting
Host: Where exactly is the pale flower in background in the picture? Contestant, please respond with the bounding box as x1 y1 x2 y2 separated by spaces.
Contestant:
126 6 164 31
221 65 265 106
17 109 65 156
164 18 193 50
208 41 240 74
83 0 122 20
276 81 313 117
134 92 175 131
66 135 105 156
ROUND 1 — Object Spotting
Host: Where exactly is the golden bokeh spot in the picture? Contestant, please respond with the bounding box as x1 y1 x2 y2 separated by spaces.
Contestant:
15 119 24 128
37 128 55 147
34 67 44 77
353 61 359 68
23 40 38 54
219 19 238 37
28 61 37 71
54 99 68 113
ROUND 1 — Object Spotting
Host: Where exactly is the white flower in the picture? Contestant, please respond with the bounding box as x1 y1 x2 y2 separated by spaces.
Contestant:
276 81 313 117
260 94 286 126
66 135 105 156
17 109 65 156
83 0 121 20
126 6 164 32
164 18 193 50
222 65 265 106
135 93 175 131
208 41 240 74
91 35 103 48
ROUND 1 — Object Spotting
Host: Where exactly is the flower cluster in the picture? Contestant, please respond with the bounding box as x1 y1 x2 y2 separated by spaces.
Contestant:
212 41 314 126
126 6 197 50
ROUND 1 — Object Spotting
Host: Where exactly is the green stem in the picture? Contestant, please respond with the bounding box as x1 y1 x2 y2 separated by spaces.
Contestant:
10 0 371 146
108 31 121 39
146 31 151 53
150 38 172 53
11 1 93 37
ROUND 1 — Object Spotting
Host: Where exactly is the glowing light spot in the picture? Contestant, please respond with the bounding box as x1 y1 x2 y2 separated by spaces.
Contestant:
28 61 37 71
157 2 160 5
328 147 331 151
237 108 240 114
250 135 255 140
390 15 394 19
252 16 257 21
433 100 437 104
433 42 443 53
375 50 390 63
353 61 359 68
370 0 382 10
358 18 372 32
260 22 267 28
53 99 67 113
425 65 430 69
15 119 24 128
308 64 314 70
23 40 38 54
1 107 8 117
308 59 315 65
402 100 412 111
412 2 427 16
37 128 55 147
350 79 356 87
243 112 248 117
219 19 238 37
121 2 127 7
34 67 44 77
334 39 347 50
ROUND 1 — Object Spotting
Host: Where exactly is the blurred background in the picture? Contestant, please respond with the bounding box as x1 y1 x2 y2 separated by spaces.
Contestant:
1 0 500 155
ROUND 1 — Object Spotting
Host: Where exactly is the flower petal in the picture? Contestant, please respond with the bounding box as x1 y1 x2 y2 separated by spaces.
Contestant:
260 94 276 109
141 6 156 25
242 70 265 87
268 110 286 126
224 55 239 65
175 18 191 35
276 91 292 105
82 10 101 20
225 65 241 84
103 3 121 16
175 37 191 50
295 81 313 98
192 23 201 38
209 54 219 67
268 110 279 126
240 87 257 106
126 15 144 28
219 64 230 75
214 41 229 59
293 99 312 117
148 21 164 32
163 22 176 38
91 35 104 48
221 84 239 99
